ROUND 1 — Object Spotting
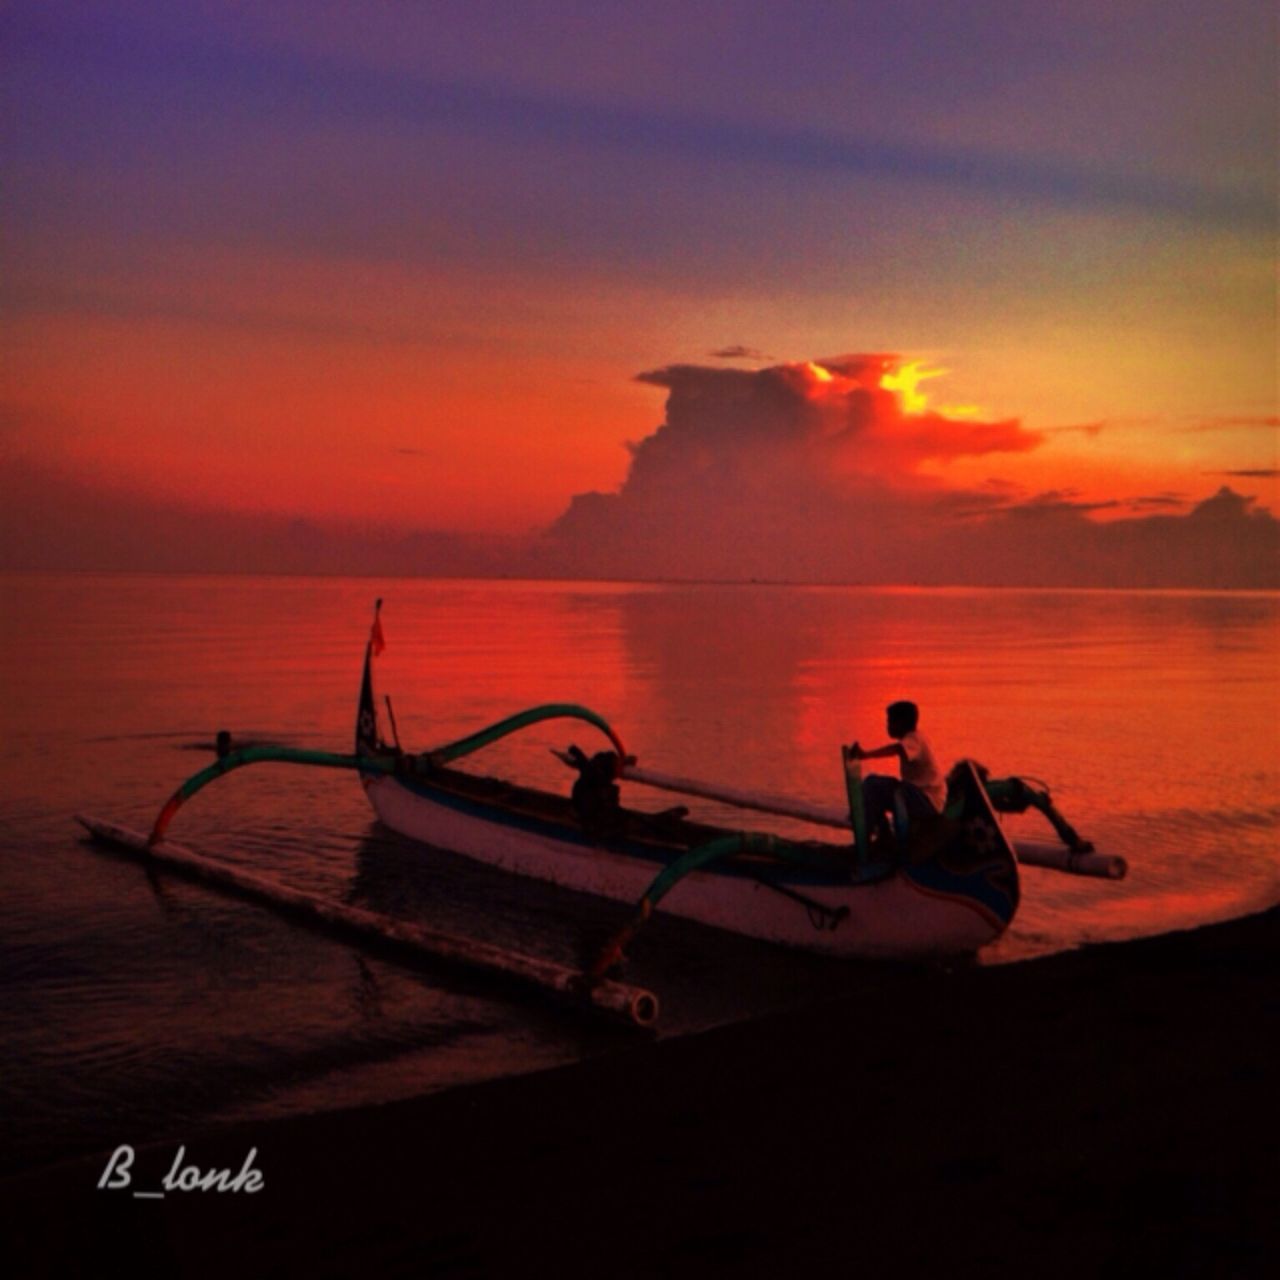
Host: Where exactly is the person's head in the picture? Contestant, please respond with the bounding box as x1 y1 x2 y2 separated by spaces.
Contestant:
886 700 918 738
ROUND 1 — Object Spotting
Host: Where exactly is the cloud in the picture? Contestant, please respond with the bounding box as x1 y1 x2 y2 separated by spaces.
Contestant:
710 345 773 361
543 354 1040 582
1214 468 1279 479
1127 493 1187 509
1043 421 1105 438
995 491 1120 517
541 356 1279 588
628 355 1040 476
1183 416 1280 432
938 486 1279 588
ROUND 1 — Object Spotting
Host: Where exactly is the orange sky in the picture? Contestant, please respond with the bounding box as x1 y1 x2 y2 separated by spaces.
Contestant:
7 240 1275 534
2 2 1275 571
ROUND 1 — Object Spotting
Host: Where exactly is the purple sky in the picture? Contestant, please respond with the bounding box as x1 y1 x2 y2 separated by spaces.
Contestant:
2 1 1275 584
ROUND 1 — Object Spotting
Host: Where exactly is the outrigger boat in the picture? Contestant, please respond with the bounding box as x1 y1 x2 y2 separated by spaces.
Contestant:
107 602 1123 1002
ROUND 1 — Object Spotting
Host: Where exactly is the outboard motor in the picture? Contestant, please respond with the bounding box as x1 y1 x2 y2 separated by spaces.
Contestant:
962 761 1093 852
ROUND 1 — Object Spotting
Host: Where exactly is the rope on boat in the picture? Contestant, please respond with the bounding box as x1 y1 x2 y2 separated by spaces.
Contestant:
745 873 850 931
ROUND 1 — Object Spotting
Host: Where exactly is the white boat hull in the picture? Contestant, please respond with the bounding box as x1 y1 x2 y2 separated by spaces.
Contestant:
365 774 1005 959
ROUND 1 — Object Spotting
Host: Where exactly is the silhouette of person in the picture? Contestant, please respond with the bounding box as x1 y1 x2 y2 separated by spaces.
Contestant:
845 701 945 847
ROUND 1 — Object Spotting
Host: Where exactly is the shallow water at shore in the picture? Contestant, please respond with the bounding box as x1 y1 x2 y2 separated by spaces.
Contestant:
1 572 1276 1177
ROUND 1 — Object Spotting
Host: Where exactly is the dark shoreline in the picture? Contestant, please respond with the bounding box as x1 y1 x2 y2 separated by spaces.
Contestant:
7 906 1278 1278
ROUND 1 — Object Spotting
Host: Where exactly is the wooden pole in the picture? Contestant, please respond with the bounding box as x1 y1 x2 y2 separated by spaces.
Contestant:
1010 840 1127 880
621 767 1126 880
623 765 851 829
76 816 659 1028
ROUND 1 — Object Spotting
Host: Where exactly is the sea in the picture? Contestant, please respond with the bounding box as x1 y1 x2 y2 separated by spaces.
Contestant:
1 572 1276 1179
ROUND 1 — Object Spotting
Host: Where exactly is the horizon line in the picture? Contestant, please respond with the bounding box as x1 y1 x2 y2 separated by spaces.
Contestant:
3 566 1276 597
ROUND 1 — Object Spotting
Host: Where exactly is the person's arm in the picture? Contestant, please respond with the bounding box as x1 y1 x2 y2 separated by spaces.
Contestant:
846 741 904 762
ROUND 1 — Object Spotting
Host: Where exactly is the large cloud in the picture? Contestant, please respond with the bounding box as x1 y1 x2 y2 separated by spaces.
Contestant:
541 356 1279 587
542 355 1033 581
628 356 1039 484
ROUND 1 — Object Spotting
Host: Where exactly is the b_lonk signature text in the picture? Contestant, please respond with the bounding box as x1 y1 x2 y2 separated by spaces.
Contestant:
98 1144 264 1196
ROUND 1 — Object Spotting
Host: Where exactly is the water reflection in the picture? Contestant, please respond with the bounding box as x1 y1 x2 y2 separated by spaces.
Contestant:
1 573 1276 1175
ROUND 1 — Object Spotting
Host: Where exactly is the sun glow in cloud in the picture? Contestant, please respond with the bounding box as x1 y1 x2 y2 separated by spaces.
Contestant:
879 360 946 415
795 357 991 434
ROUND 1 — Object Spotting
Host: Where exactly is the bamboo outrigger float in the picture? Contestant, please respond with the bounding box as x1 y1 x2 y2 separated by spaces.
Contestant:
76 814 660 1027
79 600 1125 1026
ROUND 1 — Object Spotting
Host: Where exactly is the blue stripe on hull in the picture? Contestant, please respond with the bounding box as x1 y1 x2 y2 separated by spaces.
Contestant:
902 859 1019 929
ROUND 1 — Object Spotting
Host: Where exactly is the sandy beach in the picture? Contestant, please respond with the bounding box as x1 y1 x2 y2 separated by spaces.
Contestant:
6 903 1276 1278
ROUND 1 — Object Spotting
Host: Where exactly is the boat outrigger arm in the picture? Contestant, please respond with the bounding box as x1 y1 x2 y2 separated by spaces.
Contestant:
585 831 811 983
147 701 633 847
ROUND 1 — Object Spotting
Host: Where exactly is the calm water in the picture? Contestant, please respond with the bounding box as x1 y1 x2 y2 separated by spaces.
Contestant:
1 573 1277 1177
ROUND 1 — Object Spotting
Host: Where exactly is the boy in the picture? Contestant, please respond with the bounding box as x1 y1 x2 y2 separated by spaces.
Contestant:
845 701 945 846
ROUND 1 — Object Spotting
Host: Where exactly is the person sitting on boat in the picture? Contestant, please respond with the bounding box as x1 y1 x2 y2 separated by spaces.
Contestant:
846 701 946 849
564 744 624 835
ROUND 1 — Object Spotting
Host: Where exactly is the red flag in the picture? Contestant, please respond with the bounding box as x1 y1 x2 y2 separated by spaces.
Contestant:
370 610 386 657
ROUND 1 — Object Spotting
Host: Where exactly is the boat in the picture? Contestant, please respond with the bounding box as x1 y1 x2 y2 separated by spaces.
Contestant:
129 602 1124 978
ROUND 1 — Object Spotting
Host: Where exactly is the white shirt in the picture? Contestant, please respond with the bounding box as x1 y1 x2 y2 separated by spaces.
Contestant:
900 730 946 812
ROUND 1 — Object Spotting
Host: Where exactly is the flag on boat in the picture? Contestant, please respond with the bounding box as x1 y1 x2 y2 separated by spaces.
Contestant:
356 652 379 755
357 601 384 755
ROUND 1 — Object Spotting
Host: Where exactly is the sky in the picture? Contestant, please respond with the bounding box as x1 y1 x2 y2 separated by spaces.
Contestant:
2 1 1276 584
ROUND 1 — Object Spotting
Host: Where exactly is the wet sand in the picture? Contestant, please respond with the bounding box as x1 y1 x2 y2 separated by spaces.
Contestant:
6 905 1277 1278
